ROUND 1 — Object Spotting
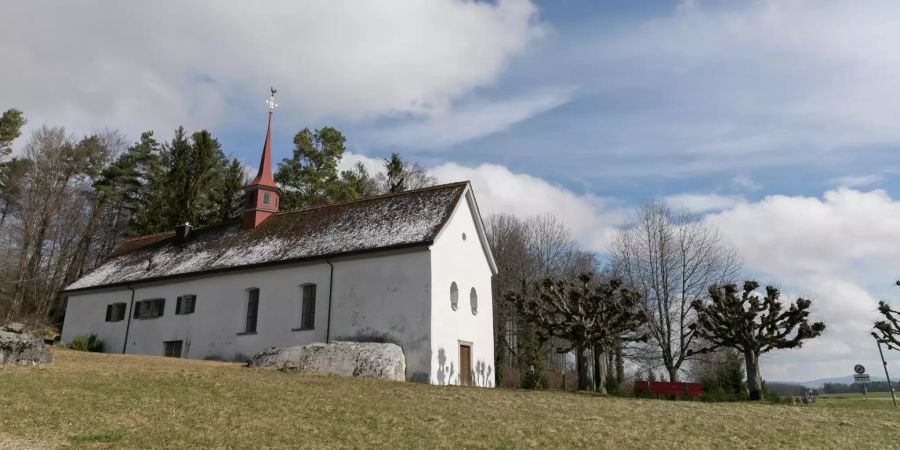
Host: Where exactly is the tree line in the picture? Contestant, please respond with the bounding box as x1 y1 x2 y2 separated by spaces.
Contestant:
0 108 433 324
490 200 826 401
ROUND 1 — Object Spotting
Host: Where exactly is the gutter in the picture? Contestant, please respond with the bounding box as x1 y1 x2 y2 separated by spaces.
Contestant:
122 285 135 354
325 259 334 344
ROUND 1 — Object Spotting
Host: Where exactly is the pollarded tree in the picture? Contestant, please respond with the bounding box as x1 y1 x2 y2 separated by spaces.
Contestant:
690 281 825 400
505 272 646 391
873 281 900 350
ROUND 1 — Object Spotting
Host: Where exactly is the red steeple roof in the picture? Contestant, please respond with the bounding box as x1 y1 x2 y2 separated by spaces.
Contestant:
248 110 276 187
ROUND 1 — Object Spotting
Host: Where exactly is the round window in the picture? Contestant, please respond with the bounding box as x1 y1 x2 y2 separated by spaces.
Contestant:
450 282 459 311
470 287 478 315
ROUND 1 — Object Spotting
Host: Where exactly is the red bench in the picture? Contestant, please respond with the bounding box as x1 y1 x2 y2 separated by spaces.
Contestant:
634 380 703 398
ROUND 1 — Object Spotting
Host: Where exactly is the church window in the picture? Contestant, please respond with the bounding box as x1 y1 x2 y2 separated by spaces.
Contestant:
450 282 459 311
263 192 271 205
299 284 316 330
134 298 165 320
245 288 259 333
105 302 126 322
176 295 196 315
470 288 478 315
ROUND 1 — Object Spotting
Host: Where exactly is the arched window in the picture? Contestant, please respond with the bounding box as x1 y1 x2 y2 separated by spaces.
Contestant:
470 287 478 315
450 282 459 311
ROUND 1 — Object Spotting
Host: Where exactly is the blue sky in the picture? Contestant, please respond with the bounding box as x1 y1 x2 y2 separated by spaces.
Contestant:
4 0 900 382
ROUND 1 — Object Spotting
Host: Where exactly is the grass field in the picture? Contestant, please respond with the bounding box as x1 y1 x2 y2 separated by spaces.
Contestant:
1 350 899 449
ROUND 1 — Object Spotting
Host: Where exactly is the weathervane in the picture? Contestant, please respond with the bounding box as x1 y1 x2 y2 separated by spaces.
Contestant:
266 87 278 112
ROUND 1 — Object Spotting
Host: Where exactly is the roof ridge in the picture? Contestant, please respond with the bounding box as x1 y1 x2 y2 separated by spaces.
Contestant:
272 180 470 217
120 230 175 242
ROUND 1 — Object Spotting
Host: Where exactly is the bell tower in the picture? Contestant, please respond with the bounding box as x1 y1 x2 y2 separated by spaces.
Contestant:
241 88 281 230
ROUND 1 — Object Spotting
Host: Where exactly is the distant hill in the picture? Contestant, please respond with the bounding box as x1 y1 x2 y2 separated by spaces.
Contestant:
800 375 886 388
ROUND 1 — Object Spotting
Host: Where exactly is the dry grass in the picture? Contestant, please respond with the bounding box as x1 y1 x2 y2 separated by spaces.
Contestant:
1 349 898 449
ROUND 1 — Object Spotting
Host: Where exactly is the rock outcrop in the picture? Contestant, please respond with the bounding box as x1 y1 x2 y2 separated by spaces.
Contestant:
0 322 53 365
249 341 405 381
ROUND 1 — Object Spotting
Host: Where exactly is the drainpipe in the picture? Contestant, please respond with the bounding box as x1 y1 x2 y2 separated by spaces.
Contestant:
326 259 334 344
122 285 135 354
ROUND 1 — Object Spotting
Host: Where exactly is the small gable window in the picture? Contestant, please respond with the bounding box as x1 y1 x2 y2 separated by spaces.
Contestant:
244 288 260 334
299 284 316 330
176 295 196 315
450 282 459 311
105 302 127 322
470 288 478 315
134 298 165 320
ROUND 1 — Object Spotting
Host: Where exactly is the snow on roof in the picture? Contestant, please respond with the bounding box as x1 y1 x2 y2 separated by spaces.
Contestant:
65 182 468 292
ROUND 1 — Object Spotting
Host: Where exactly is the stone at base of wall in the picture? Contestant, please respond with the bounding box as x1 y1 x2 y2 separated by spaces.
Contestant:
248 341 406 381
0 323 53 365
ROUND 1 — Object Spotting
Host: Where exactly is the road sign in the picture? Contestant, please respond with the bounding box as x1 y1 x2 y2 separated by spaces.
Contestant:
854 364 866 374
854 373 871 384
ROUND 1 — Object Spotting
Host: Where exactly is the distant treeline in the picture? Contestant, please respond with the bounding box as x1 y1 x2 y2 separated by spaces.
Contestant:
822 381 895 394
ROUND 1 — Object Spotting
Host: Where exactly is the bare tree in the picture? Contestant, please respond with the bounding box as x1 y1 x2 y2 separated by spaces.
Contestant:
486 212 598 388
609 200 741 381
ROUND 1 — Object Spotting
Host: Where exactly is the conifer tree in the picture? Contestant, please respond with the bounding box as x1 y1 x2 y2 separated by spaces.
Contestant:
690 281 826 400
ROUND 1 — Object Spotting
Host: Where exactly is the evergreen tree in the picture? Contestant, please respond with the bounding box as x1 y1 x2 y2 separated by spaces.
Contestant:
0 108 26 161
380 152 436 193
690 281 826 400
275 127 356 209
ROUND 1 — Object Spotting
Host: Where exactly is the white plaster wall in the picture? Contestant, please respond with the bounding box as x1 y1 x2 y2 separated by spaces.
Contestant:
328 250 432 382
63 263 332 360
429 190 496 387
62 249 432 381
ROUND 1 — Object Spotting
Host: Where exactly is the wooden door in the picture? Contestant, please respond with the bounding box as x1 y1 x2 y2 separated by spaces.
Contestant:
459 344 472 386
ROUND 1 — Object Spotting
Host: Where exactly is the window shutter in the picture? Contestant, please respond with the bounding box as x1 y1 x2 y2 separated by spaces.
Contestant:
105 304 112 322
176 297 183 315
133 301 142 319
159 299 165 317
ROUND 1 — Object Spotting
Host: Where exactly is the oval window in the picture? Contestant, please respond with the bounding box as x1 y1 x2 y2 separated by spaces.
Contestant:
470 287 478 315
462 232 467 241
450 282 459 311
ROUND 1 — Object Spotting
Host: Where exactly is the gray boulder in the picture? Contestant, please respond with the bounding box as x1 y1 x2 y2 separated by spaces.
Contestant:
0 322 53 365
249 341 405 381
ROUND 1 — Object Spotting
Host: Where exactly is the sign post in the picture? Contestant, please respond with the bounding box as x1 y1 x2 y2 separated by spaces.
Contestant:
853 366 870 399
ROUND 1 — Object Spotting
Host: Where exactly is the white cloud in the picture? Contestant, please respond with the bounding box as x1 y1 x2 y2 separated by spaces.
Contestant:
574 1 900 173
0 0 543 146
831 174 884 188
732 175 762 192
431 162 626 252
372 87 574 149
341 152 625 252
664 193 745 213
705 188 900 381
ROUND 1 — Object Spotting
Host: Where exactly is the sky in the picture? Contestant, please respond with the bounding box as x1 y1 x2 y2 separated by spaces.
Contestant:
3 0 900 382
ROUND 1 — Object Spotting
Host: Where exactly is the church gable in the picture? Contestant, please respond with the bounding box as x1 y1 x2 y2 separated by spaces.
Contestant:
65 183 468 292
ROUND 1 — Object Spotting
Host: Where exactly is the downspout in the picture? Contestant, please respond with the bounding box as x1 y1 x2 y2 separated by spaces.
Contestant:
122 285 135 354
325 259 334 344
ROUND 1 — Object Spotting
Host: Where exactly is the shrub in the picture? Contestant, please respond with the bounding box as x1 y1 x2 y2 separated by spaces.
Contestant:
69 334 104 352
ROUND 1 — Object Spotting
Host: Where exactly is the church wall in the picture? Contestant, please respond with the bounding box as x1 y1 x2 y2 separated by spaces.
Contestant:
62 249 434 381
429 190 496 387
63 262 333 361
328 249 432 382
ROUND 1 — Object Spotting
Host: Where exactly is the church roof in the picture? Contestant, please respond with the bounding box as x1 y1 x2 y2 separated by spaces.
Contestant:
64 182 469 293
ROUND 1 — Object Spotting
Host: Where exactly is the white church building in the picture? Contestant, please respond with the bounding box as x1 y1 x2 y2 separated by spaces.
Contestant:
61 97 497 387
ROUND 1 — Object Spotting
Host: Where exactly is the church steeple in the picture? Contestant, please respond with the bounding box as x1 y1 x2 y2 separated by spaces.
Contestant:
241 88 281 230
